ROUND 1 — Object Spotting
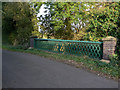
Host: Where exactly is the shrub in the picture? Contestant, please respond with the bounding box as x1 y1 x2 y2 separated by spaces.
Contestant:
109 54 119 66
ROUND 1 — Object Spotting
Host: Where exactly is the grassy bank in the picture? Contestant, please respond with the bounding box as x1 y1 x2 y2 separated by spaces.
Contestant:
2 44 119 81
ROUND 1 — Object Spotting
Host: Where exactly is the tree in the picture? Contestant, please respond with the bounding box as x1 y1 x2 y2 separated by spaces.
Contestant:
32 2 119 43
2 2 37 46
85 2 119 41
33 2 89 40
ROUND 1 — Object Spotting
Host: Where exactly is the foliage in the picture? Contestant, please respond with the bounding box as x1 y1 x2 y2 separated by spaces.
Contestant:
29 2 44 38
109 54 119 66
33 2 89 40
86 2 120 41
32 1 120 62
32 2 119 45
2 2 37 46
73 28 86 40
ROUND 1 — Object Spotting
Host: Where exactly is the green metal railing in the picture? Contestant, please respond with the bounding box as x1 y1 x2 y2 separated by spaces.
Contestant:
34 38 103 59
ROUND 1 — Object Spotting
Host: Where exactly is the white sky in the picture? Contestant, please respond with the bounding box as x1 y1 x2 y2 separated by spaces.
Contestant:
37 4 49 17
37 4 49 32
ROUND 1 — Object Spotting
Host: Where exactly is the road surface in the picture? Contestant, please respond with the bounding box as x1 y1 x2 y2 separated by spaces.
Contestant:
2 50 118 88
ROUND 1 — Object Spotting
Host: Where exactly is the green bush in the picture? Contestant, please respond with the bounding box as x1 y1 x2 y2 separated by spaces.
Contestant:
9 44 29 50
109 54 119 66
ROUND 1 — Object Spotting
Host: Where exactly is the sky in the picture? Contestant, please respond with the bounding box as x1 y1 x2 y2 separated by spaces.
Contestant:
37 4 49 18
37 4 49 31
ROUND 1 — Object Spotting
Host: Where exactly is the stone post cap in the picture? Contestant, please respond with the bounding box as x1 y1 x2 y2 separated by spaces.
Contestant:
102 36 117 41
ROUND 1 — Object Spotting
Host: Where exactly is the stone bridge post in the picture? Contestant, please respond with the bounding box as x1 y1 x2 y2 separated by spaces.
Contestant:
102 36 117 60
30 36 37 48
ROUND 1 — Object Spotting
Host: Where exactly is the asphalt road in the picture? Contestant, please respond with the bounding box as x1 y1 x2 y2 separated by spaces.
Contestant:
2 50 118 88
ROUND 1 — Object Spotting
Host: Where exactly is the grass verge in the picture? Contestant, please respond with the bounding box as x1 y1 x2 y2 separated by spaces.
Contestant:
2 44 119 81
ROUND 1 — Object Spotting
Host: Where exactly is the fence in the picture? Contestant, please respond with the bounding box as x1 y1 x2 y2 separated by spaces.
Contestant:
34 38 103 59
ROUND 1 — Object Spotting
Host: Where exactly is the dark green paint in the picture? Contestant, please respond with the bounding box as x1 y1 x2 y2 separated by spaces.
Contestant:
34 38 103 59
